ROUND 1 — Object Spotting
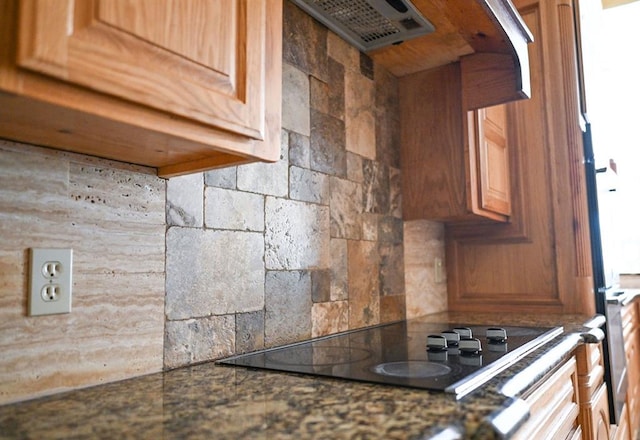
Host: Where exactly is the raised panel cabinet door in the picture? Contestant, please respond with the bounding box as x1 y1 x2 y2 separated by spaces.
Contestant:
475 104 511 216
17 0 267 141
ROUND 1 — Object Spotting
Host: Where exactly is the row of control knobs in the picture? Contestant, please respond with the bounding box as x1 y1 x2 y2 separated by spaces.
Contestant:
426 327 508 355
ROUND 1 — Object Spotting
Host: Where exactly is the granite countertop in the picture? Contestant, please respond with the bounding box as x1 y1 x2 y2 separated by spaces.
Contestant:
0 312 604 440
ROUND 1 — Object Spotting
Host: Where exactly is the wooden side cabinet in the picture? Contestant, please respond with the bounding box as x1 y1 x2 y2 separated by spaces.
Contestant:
512 356 580 439
400 63 511 223
622 300 640 438
575 342 610 440
0 0 282 177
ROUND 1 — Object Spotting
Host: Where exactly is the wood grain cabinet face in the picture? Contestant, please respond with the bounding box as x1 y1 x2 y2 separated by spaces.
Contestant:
445 0 597 316
512 357 580 440
400 63 511 223
468 104 511 218
575 343 611 440
0 0 282 177
622 301 640 438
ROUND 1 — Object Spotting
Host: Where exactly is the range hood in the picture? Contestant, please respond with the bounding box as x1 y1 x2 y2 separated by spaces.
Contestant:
290 0 435 52
291 0 534 110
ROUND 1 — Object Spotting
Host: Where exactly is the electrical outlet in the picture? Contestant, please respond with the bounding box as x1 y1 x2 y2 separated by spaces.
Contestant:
29 248 73 316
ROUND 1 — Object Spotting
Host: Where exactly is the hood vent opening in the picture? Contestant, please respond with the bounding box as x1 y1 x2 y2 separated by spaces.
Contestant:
290 0 435 52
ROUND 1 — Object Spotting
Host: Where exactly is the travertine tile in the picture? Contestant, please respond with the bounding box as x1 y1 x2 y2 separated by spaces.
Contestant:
380 294 406 323
265 197 330 270
348 240 380 328
363 160 390 215
310 110 346 177
282 62 311 136
310 75 329 114
265 271 312 346
330 238 348 301
327 32 359 70
0 141 165 404
330 177 362 240
283 1 329 81
404 220 447 318
164 315 235 369
345 69 376 160
204 167 237 189
204 187 264 232
361 213 378 242
389 167 402 219
311 269 331 303
328 58 345 121
375 66 401 168
289 166 330 205
166 173 204 227
289 132 311 169
236 310 265 354
379 216 403 244
166 228 264 319
312 301 349 337
380 243 405 296
237 151 288 197
346 152 364 183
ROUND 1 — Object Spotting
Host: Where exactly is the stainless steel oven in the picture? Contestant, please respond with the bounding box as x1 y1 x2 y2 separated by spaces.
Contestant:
604 290 629 423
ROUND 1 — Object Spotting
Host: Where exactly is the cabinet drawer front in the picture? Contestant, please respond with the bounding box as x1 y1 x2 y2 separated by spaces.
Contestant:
18 0 268 140
513 358 579 440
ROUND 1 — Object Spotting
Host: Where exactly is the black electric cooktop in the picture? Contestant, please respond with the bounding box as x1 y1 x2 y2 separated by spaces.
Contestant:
218 319 563 399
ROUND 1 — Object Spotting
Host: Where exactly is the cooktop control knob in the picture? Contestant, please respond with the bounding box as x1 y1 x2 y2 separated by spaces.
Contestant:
453 327 472 339
459 338 482 355
426 334 448 352
486 327 508 343
441 330 460 346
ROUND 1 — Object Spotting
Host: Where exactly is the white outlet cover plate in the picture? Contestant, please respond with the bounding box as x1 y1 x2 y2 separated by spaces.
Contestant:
29 248 73 316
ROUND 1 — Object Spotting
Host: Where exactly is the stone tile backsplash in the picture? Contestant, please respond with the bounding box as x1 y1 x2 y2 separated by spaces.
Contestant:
163 1 407 369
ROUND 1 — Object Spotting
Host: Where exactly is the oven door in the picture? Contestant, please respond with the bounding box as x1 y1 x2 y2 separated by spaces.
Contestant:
605 293 628 424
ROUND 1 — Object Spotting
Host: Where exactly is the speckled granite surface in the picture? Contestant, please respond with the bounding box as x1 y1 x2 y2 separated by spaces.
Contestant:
0 312 603 439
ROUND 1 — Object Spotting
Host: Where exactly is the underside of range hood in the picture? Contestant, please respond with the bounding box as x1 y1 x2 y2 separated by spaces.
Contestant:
290 0 435 52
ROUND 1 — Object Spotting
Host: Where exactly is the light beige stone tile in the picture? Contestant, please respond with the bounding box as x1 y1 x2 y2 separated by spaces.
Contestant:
361 213 378 241
282 62 310 136
312 301 349 337
329 177 362 240
237 157 288 198
166 173 204 227
164 315 235 369
330 238 348 301
204 186 264 232
345 69 376 160
265 197 330 270
348 240 380 328
289 166 330 205
327 32 359 70
265 271 312 347
346 152 364 183
404 220 447 318
0 142 165 404
166 227 265 319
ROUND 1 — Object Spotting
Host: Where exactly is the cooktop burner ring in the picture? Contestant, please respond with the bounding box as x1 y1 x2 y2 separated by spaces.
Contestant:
371 361 453 379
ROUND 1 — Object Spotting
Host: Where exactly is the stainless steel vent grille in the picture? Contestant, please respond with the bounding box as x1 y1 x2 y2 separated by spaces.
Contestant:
291 0 435 52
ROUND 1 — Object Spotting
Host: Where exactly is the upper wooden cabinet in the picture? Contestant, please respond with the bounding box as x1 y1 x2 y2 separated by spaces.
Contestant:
445 0 597 316
0 0 282 177
400 63 511 223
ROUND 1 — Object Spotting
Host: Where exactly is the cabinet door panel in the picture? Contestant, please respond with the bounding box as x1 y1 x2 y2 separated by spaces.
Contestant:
18 0 265 140
476 104 511 215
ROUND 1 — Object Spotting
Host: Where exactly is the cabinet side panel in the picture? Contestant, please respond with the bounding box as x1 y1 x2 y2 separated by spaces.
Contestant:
400 64 466 221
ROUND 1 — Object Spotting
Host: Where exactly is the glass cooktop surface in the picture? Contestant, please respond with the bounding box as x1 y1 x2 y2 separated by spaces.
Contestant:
218 319 562 399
